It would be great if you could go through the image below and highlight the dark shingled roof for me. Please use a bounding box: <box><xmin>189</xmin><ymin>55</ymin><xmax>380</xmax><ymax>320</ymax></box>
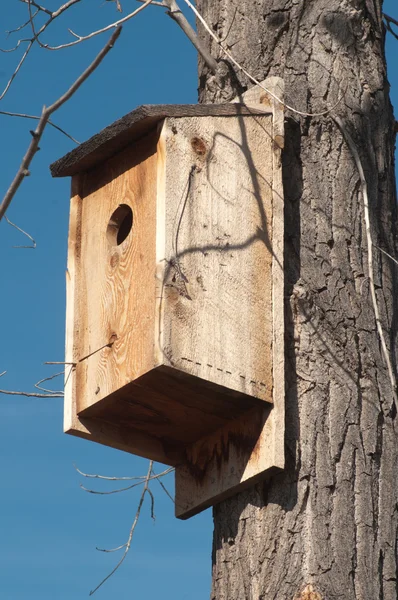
<box><xmin>50</xmin><ymin>103</ymin><xmax>271</xmax><ymax>178</ymax></box>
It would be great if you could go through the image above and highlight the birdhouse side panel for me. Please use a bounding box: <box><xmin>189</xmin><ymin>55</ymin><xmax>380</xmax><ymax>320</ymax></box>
<box><xmin>159</xmin><ymin>115</ymin><xmax>274</xmax><ymax>403</ymax></box>
<box><xmin>68</xmin><ymin>134</ymin><xmax>159</xmax><ymax>415</ymax></box>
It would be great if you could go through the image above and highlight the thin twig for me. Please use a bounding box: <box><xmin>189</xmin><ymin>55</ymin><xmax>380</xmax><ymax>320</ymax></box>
<box><xmin>105</xmin><ymin>0</ymin><xmax>123</xmax><ymax>12</ymax></box>
<box><xmin>37</xmin><ymin>0</ymin><xmax>152</xmax><ymax>50</ymax></box>
<box><xmin>0</xmin><ymin>388</ymin><xmax>63</xmax><ymax>398</ymax></box>
<box><xmin>75</xmin><ymin>464</ymin><xmax>174</xmax><ymax>480</ymax></box>
<box><xmin>375</xmin><ymin>244</ymin><xmax>398</xmax><ymax>267</ymax></box>
<box><xmin>0</xmin><ymin>40</ymin><xmax>34</xmax><ymax>101</ymax></box>
<box><xmin>0</xmin><ymin>367</ymin><xmax>64</xmax><ymax>397</ymax></box>
<box><xmin>0</xmin><ymin>0</ymin><xmax>81</xmax><ymax>99</ymax></box>
<box><xmin>89</xmin><ymin>461</ymin><xmax>154</xmax><ymax>596</ymax></box>
<box><xmin>155</xmin><ymin>473</ymin><xmax>175</xmax><ymax>503</ymax></box>
<box><xmin>332</xmin><ymin>115</ymin><xmax>398</xmax><ymax>408</ymax></box>
<box><xmin>45</xmin><ymin>361</ymin><xmax>76</xmax><ymax>365</ymax></box>
<box><xmin>20</xmin><ymin>0</ymin><xmax>52</xmax><ymax>16</ymax></box>
<box><xmin>0</xmin><ymin>26</ymin><xmax>122</xmax><ymax>221</ymax></box>
<box><xmin>64</xmin><ymin>363</ymin><xmax>74</xmax><ymax>389</ymax></box>
<box><xmin>80</xmin><ymin>481</ymin><xmax>145</xmax><ymax>495</ymax></box>
<box><xmin>183</xmin><ymin>0</ymin><xmax>345</xmax><ymax>118</ymax></box>
<box><xmin>0</xmin><ymin>110</ymin><xmax>80</xmax><ymax>144</ymax></box>
<box><xmin>383</xmin><ymin>13</ymin><xmax>398</xmax><ymax>28</ymax></box>
<box><xmin>4</xmin><ymin>215</ymin><xmax>36</xmax><ymax>248</ymax></box>
<box><xmin>136</xmin><ymin>0</ymin><xmax>165</xmax><ymax>6</ymax></box>
<box><xmin>78</xmin><ymin>468</ymin><xmax>174</xmax><ymax>494</ymax></box>
<box><xmin>384</xmin><ymin>15</ymin><xmax>398</xmax><ymax>41</ymax></box>
<box><xmin>6</xmin><ymin>10</ymin><xmax>39</xmax><ymax>36</ymax></box>
<box><xmin>34</xmin><ymin>371</ymin><xmax>64</xmax><ymax>394</ymax></box>
<box><xmin>97</xmin><ymin>542</ymin><xmax>127</xmax><ymax>553</ymax></box>
<box><xmin>0</xmin><ymin>40</ymin><xmax>27</xmax><ymax>53</ymax></box>
<box><xmin>147</xmin><ymin>487</ymin><xmax>156</xmax><ymax>519</ymax></box>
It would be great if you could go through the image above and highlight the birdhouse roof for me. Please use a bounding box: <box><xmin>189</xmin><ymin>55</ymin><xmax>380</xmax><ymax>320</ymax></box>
<box><xmin>50</xmin><ymin>103</ymin><xmax>271</xmax><ymax>178</ymax></box>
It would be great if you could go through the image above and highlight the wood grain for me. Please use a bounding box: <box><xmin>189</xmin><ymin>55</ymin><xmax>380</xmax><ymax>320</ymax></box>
<box><xmin>70</xmin><ymin>131</ymin><xmax>158</xmax><ymax>414</ymax></box>
<box><xmin>159</xmin><ymin>114</ymin><xmax>274</xmax><ymax>402</ymax></box>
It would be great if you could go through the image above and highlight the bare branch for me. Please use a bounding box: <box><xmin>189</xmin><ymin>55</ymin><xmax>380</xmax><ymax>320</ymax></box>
<box><xmin>136</xmin><ymin>0</ymin><xmax>165</xmax><ymax>6</ymax></box>
<box><xmin>384</xmin><ymin>13</ymin><xmax>398</xmax><ymax>41</ymax></box>
<box><xmin>0</xmin><ymin>40</ymin><xmax>34</xmax><ymax>101</ymax></box>
<box><xmin>97</xmin><ymin>542</ymin><xmax>127</xmax><ymax>553</ymax></box>
<box><xmin>0</xmin><ymin>1</ymin><xmax>82</xmax><ymax>99</ymax></box>
<box><xmin>383</xmin><ymin>13</ymin><xmax>398</xmax><ymax>28</ymax></box>
<box><xmin>0</xmin><ymin>367</ymin><xmax>66</xmax><ymax>398</ymax></box>
<box><xmin>45</xmin><ymin>361</ymin><xmax>75</xmax><ymax>365</ymax></box>
<box><xmin>0</xmin><ymin>110</ymin><xmax>79</xmax><ymax>144</ymax></box>
<box><xmin>105</xmin><ymin>0</ymin><xmax>123</xmax><ymax>12</ymax></box>
<box><xmin>162</xmin><ymin>0</ymin><xmax>217</xmax><ymax>72</ymax></box>
<box><xmin>89</xmin><ymin>461</ymin><xmax>154</xmax><ymax>596</ymax></box>
<box><xmin>374</xmin><ymin>245</ymin><xmax>398</xmax><ymax>267</ymax></box>
<box><xmin>147</xmin><ymin>487</ymin><xmax>156</xmax><ymax>520</ymax></box>
<box><xmin>80</xmin><ymin>482</ymin><xmax>143</xmax><ymax>495</ymax></box>
<box><xmin>4</xmin><ymin>215</ymin><xmax>36</xmax><ymax>248</ymax></box>
<box><xmin>34</xmin><ymin>371</ymin><xmax>64</xmax><ymax>394</ymax></box>
<box><xmin>6</xmin><ymin>9</ymin><xmax>39</xmax><ymax>36</ymax></box>
<box><xmin>77</xmin><ymin>467</ymin><xmax>174</xmax><ymax>496</ymax></box>
<box><xmin>20</xmin><ymin>0</ymin><xmax>52</xmax><ymax>16</ymax></box>
<box><xmin>21</xmin><ymin>0</ymin><xmax>82</xmax><ymax>20</ymax></box>
<box><xmin>154</xmin><ymin>471</ymin><xmax>175</xmax><ymax>503</ymax></box>
<box><xmin>74</xmin><ymin>464</ymin><xmax>173</xmax><ymax>481</ymax></box>
<box><xmin>0</xmin><ymin>26</ymin><xmax>122</xmax><ymax>221</ymax></box>
<box><xmin>36</xmin><ymin>0</ymin><xmax>152</xmax><ymax>50</ymax></box>
<box><xmin>0</xmin><ymin>388</ymin><xmax>63</xmax><ymax>398</ymax></box>
<box><xmin>0</xmin><ymin>40</ymin><xmax>28</xmax><ymax>53</ymax></box>
<box><xmin>75</xmin><ymin>466</ymin><xmax>148</xmax><ymax>481</ymax></box>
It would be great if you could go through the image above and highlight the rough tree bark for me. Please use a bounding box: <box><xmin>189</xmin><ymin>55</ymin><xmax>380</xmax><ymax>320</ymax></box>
<box><xmin>197</xmin><ymin>1</ymin><xmax>398</xmax><ymax>599</ymax></box>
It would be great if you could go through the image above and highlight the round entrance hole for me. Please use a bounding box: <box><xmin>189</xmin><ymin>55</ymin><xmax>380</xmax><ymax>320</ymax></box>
<box><xmin>106</xmin><ymin>204</ymin><xmax>133</xmax><ymax>246</ymax></box>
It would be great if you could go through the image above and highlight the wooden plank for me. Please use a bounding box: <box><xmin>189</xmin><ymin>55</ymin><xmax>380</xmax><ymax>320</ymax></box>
<box><xmin>79</xmin><ymin>365</ymin><xmax>262</xmax><ymax>446</ymax></box>
<box><xmin>66</xmin><ymin>414</ymin><xmax>180</xmax><ymax>465</ymax></box>
<box><xmin>50</xmin><ymin>104</ymin><xmax>271</xmax><ymax>178</ymax></box>
<box><xmin>67</xmin><ymin>131</ymin><xmax>159</xmax><ymax>416</ymax></box>
<box><xmin>175</xmin><ymin>405</ymin><xmax>277</xmax><ymax>518</ymax></box>
<box><xmin>269</xmin><ymin>76</ymin><xmax>285</xmax><ymax>473</ymax></box>
<box><xmin>64</xmin><ymin>175</ymin><xmax>83</xmax><ymax>433</ymax></box>
<box><xmin>174</xmin><ymin>78</ymin><xmax>285</xmax><ymax>518</ymax></box>
<box><xmin>158</xmin><ymin>114</ymin><xmax>274</xmax><ymax>403</ymax></box>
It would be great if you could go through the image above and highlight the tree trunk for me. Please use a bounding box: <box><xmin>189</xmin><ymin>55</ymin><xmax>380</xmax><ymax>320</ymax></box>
<box><xmin>196</xmin><ymin>1</ymin><xmax>398</xmax><ymax>598</ymax></box>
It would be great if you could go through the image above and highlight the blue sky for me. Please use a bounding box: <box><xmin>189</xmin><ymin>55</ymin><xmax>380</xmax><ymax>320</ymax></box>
<box><xmin>0</xmin><ymin>2</ymin><xmax>209</xmax><ymax>599</ymax></box>
<box><xmin>1</xmin><ymin>1</ymin><xmax>398</xmax><ymax>599</ymax></box>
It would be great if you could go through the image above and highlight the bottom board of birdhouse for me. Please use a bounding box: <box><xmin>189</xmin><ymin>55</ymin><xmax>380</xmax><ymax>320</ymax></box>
<box><xmin>68</xmin><ymin>384</ymin><xmax>283</xmax><ymax>519</ymax></box>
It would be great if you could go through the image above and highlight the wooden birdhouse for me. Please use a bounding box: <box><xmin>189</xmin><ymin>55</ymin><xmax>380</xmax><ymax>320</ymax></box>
<box><xmin>51</xmin><ymin>78</ymin><xmax>285</xmax><ymax>519</ymax></box>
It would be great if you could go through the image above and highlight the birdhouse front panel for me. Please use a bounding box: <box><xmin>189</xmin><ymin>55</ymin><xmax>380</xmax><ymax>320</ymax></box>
<box><xmin>71</xmin><ymin>132</ymin><xmax>159</xmax><ymax>415</ymax></box>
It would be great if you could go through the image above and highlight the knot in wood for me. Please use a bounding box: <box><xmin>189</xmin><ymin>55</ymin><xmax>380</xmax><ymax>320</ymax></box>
<box><xmin>191</xmin><ymin>136</ymin><xmax>208</xmax><ymax>157</ymax></box>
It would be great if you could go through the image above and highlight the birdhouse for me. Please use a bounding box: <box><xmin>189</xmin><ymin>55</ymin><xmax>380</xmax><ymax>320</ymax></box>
<box><xmin>51</xmin><ymin>78</ymin><xmax>285</xmax><ymax>519</ymax></box>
